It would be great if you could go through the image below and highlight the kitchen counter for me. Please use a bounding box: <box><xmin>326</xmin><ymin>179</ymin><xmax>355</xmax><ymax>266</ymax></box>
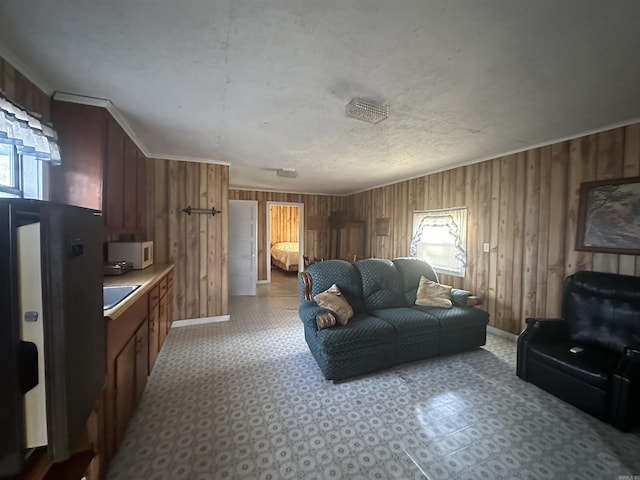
<box><xmin>103</xmin><ymin>263</ymin><xmax>174</xmax><ymax>320</ymax></box>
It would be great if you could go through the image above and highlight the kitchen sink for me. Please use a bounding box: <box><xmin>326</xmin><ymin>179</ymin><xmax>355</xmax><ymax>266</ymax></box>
<box><xmin>103</xmin><ymin>285</ymin><xmax>141</xmax><ymax>310</ymax></box>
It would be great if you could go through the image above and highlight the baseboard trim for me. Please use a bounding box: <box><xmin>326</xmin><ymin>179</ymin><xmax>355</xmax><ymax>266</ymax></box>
<box><xmin>487</xmin><ymin>325</ymin><xmax>518</xmax><ymax>342</ymax></box>
<box><xmin>172</xmin><ymin>315</ymin><xmax>230</xmax><ymax>328</ymax></box>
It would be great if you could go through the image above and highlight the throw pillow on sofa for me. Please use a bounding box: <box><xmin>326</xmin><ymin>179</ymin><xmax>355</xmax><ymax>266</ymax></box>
<box><xmin>416</xmin><ymin>276</ymin><xmax>453</xmax><ymax>308</ymax></box>
<box><xmin>316</xmin><ymin>312</ymin><xmax>337</xmax><ymax>329</ymax></box>
<box><xmin>314</xmin><ymin>284</ymin><xmax>354</xmax><ymax>325</ymax></box>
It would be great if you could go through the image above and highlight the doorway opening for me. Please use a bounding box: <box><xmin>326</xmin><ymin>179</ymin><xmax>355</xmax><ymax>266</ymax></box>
<box><xmin>266</xmin><ymin>201</ymin><xmax>304</xmax><ymax>285</ymax></box>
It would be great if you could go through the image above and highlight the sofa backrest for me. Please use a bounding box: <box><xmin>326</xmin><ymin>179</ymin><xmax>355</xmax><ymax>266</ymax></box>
<box><xmin>392</xmin><ymin>257</ymin><xmax>439</xmax><ymax>306</ymax></box>
<box><xmin>354</xmin><ymin>258</ymin><xmax>405</xmax><ymax>311</ymax></box>
<box><xmin>563</xmin><ymin>270</ymin><xmax>640</xmax><ymax>353</ymax></box>
<box><xmin>301</xmin><ymin>259</ymin><xmax>365</xmax><ymax>312</ymax></box>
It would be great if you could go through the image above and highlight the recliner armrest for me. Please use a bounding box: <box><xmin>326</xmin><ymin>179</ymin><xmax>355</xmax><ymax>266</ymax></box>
<box><xmin>611</xmin><ymin>348</ymin><xmax>640</xmax><ymax>431</ymax></box>
<box><xmin>516</xmin><ymin>318</ymin><xmax>570</xmax><ymax>380</ymax></box>
<box><xmin>521</xmin><ymin>317</ymin><xmax>570</xmax><ymax>341</ymax></box>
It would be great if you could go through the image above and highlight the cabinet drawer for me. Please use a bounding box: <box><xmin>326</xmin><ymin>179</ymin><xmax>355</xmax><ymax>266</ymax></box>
<box><xmin>159</xmin><ymin>276</ymin><xmax>168</xmax><ymax>298</ymax></box>
<box><xmin>149</xmin><ymin>285</ymin><xmax>160</xmax><ymax>309</ymax></box>
<box><xmin>167</xmin><ymin>272</ymin><xmax>174</xmax><ymax>290</ymax></box>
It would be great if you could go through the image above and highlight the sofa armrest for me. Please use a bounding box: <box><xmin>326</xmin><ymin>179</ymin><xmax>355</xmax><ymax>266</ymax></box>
<box><xmin>298</xmin><ymin>300</ymin><xmax>330</xmax><ymax>331</ymax></box>
<box><xmin>450</xmin><ymin>289</ymin><xmax>484</xmax><ymax>307</ymax></box>
<box><xmin>300</xmin><ymin>271</ymin><xmax>313</xmax><ymax>301</ymax></box>
<box><xmin>466</xmin><ymin>295</ymin><xmax>483</xmax><ymax>307</ymax></box>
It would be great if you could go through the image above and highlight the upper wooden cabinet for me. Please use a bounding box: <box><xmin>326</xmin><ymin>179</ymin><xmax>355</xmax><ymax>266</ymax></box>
<box><xmin>50</xmin><ymin>102</ymin><xmax>106</xmax><ymax>211</ymax></box>
<box><xmin>329</xmin><ymin>212</ymin><xmax>366</xmax><ymax>261</ymax></box>
<box><xmin>52</xmin><ymin>101</ymin><xmax>147</xmax><ymax>239</ymax></box>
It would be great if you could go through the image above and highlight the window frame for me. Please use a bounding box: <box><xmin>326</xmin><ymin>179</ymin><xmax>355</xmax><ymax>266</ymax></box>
<box><xmin>410</xmin><ymin>207</ymin><xmax>468</xmax><ymax>278</ymax></box>
<box><xmin>0</xmin><ymin>144</ymin><xmax>45</xmax><ymax>199</ymax></box>
<box><xmin>0</xmin><ymin>144</ymin><xmax>22</xmax><ymax>197</ymax></box>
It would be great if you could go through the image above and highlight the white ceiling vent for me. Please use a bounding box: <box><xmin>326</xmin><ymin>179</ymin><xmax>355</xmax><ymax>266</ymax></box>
<box><xmin>345</xmin><ymin>98</ymin><xmax>389</xmax><ymax>124</ymax></box>
<box><xmin>276</xmin><ymin>168</ymin><xmax>297</xmax><ymax>178</ymax></box>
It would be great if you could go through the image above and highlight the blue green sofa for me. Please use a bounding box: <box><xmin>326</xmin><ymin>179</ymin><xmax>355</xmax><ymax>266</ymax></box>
<box><xmin>298</xmin><ymin>257</ymin><xmax>489</xmax><ymax>381</ymax></box>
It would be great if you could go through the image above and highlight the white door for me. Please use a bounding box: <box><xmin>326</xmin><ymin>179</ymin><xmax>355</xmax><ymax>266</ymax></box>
<box><xmin>229</xmin><ymin>200</ymin><xmax>258</xmax><ymax>296</ymax></box>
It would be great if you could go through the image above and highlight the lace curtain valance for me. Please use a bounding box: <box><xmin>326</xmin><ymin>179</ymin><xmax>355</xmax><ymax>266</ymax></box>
<box><xmin>0</xmin><ymin>94</ymin><xmax>61</xmax><ymax>164</ymax></box>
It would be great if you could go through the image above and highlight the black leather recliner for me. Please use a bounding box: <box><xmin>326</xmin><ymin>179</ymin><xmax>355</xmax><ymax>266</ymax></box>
<box><xmin>517</xmin><ymin>270</ymin><xmax>640</xmax><ymax>431</ymax></box>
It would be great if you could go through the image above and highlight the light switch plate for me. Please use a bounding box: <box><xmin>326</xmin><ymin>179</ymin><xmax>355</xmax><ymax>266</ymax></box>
<box><xmin>483</xmin><ymin>243</ymin><xmax>490</xmax><ymax>252</ymax></box>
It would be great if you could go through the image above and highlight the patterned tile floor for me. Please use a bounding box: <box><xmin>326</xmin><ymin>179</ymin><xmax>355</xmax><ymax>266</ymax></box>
<box><xmin>107</xmin><ymin>274</ymin><xmax>640</xmax><ymax>480</ymax></box>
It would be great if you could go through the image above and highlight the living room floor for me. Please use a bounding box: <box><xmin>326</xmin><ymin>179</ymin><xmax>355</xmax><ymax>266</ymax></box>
<box><xmin>106</xmin><ymin>273</ymin><xmax>640</xmax><ymax>480</ymax></box>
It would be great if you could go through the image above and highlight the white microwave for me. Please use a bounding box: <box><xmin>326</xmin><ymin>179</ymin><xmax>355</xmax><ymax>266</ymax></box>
<box><xmin>108</xmin><ymin>241</ymin><xmax>154</xmax><ymax>269</ymax></box>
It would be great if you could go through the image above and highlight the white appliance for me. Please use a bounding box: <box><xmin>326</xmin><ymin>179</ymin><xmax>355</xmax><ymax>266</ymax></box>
<box><xmin>108</xmin><ymin>241</ymin><xmax>154</xmax><ymax>269</ymax></box>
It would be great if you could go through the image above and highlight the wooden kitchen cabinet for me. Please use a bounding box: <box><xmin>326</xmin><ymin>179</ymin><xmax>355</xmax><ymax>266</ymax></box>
<box><xmin>134</xmin><ymin>320</ymin><xmax>149</xmax><ymax>404</ymax></box>
<box><xmin>112</xmin><ymin>317</ymin><xmax>148</xmax><ymax>451</ymax></box>
<box><xmin>148</xmin><ymin>285</ymin><xmax>160</xmax><ymax>373</ymax></box>
<box><xmin>104</xmin><ymin>293</ymin><xmax>147</xmax><ymax>468</ymax></box>
<box><xmin>166</xmin><ymin>271</ymin><xmax>174</xmax><ymax>331</ymax></box>
<box><xmin>51</xmin><ymin>101</ymin><xmax>147</xmax><ymax>239</ymax></box>
<box><xmin>114</xmin><ymin>334</ymin><xmax>136</xmax><ymax>445</ymax></box>
<box><xmin>103</xmin><ymin>267</ymin><xmax>174</xmax><ymax>471</ymax></box>
<box><xmin>50</xmin><ymin>102</ymin><xmax>106</xmax><ymax>210</ymax></box>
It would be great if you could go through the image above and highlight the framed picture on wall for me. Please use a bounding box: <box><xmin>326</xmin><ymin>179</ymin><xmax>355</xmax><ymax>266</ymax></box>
<box><xmin>575</xmin><ymin>176</ymin><xmax>640</xmax><ymax>255</ymax></box>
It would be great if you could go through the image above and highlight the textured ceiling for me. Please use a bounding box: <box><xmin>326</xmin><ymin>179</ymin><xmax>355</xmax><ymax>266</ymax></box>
<box><xmin>1</xmin><ymin>1</ymin><xmax>640</xmax><ymax>195</ymax></box>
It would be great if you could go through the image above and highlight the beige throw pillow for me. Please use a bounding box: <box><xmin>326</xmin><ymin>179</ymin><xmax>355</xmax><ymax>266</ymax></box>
<box><xmin>314</xmin><ymin>284</ymin><xmax>354</xmax><ymax>325</ymax></box>
<box><xmin>415</xmin><ymin>276</ymin><xmax>453</xmax><ymax>308</ymax></box>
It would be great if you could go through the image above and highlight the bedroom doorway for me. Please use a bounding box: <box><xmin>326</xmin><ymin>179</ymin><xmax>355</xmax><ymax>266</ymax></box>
<box><xmin>266</xmin><ymin>201</ymin><xmax>304</xmax><ymax>285</ymax></box>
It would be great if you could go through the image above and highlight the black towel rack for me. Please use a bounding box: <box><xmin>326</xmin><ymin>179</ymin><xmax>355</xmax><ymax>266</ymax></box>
<box><xmin>182</xmin><ymin>206</ymin><xmax>222</xmax><ymax>216</ymax></box>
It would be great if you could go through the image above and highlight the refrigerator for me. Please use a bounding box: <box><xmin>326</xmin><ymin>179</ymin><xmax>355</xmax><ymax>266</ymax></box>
<box><xmin>0</xmin><ymin>199</ymin><xmax>105</xmax><ymax>477</ymax></box>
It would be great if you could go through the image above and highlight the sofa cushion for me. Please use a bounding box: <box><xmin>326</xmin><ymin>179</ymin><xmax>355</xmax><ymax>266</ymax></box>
<box><xmin>415</xmin><ymin>305</ymin><xmax>489</xmax><ymax>330</ymax></box>
<box><xmin>304</xmin><ymin>259</ymin><xmax>365</xmax><ymax>313</ymax></box>
<box><xmin>371</xmin><ymin>307</ymin><xmax>439</xmax><ymax>336</ymax></box>
<box><xmin>527</xmin><ymin>341</ymin><xmax>620</xmax><ymax>389</ymax></box>
<box><xmin>316</xmin><ymin>312</ymin><xmax>396</xmax><ymax>355</ymax></box>
<box><xmin>415</xmin><ymin>276</ymin><xmax>453</xmax><ymax>308</ymax></box>
<box><xmin>314</xmin><ymin>284</ymin><xmax>353</xmax><ymax>325</ymax></box>
<box><xmin>393</xmin><ymin>257</ymin><xmax>439</xmax><ymax>305</ymax></box>
<box><xmin>355</xmin><ymin>258</ymin><xmax>404</xmax><ymax>311</ymax></box>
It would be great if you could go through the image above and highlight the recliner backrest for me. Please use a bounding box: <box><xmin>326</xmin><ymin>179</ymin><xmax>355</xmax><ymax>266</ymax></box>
<box><xmin>301</xmin><ymin>259</ymin><xmax>365</xmax><ymax>312</ymax></box>
<box><xmin>563</xmin><ymin>271</ymin><xmax>640</xmax><ymax>353</ymax></box>
<box><xmin>393</xmin><ymin>257</ymin><xmax>439</xmax><ymax>306</ymax></box>
<box><xmin>354</xmin><ymin>258</ymin><xmax>404</xmax><ymax>311</ymax></box>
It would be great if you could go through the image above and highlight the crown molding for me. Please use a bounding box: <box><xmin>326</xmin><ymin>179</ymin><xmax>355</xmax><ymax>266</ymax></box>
<box><xmin>53</xmin><ymin>91</ymin><xmax>152</xmax><ymax>157</ymax></box>
<box><xmin>150</xmin><ymin>153</ymin><xmax>230</xmax><ymax>166</ymax></box>
<box><xmin>53</xmin><ymin>92</ymin><xmax>230</xmax><ymax>166</ymax></box>
<box><xmin>228</xmin><ymin>186</ymin><xmax>343</xmax><ymax>197</ymax></box>
<box><xmin>0</xmin><ymin>43</ymin><xmax>54</xmax><ymax>95</ymax></box>
<box><xmin>350</xmin><ymin>115</ymin><xmax>640</xmax><ymax>196</ymax></box>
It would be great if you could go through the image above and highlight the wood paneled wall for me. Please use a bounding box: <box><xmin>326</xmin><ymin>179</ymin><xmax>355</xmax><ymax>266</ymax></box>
<box><xmin>229</xmin><ymin>190</ymin><xmax>345</xmax><ymax>280</ymax></box>
<box><xmin>147</xmin><ymin>159</ymin><xmax>229</xmax><ymax>320</ymax></box>
<box><xmin>346</xmin><ymin>123</ymin><xmax>640</xmax><ymax>334</ymax></box>
<box><xmin>269</xmin><ymin>205</ymin><xmax>300</xmax><ymax>245</ymax></box>
<box><xmin>0</xmin><ymin>57</ymin><xmax>51</xmax><ymax>122</ymax></box>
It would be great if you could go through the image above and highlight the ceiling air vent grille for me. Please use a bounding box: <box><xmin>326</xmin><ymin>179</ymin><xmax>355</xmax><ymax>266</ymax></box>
<box><xmin>276</xmin><ymin>168</ymin><xmax>297</xmax><ymax>178</ymax></box>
